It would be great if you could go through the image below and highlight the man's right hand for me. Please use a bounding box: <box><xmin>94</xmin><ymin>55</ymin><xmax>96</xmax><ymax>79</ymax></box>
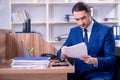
<box><xmin>61</xmin><ymin>46</ymin><xmax>67</xmax><ymax>59</ymax></box>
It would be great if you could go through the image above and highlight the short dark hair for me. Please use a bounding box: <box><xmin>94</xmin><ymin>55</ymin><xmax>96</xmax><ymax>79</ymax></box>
<box><xmin>72</xmin><ymin>2</ymin><xmax>90</xmax><ymax>13</ymax></box>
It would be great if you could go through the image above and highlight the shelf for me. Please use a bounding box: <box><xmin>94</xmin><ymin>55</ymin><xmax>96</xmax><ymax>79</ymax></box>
<box><xmin>11</xmin><ymin>22</ymin><xmax>46</xmax><ymax>25</ymax></box>
<box><xmin>11</xmin><ymin>2</ymin><xmax>119</xmax><ymax>7</ymax></box>
<box><xmin>49</xmin><ymin>21</ymin><xmax>76</xmax><ymax>24</ymax></box>
<box><xmin>48</xmin><ymin>2</ymin><xmax>119</xmax><ymax>6</ymax></box>
<box><xmin>48</xmin><ymin>2</ymin><xmax>75</xmax><ymax>5</ymax></box>
<box><xmin>86</xmin><ymin>2</ymin><xmax>119</xmax><ymax>6</ymax></box>
<box><xmin>99</xmin><ymin>21</ymin><xmax>118</xmax><ymax>24</ymax></box>
<box><xmin>10</xmin><ymin>0</ymin><xmax>120</xmax><ymax>48</ymax></box>
<box><xmin>49</xmin><ymin>21</ymin><xmax>118</xmax><ymax>24</ymax></box>
<box><xmin>11</xmin><ymin>21</ymin><xmax>118</xmax><ymax>25</ymax></box>
<box><xmin>11</xmin><ymin>3</ymin><xmax>46</xmax><ymax>6</ymax></box>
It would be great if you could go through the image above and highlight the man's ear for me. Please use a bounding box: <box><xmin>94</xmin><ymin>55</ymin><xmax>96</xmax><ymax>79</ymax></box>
<box><xmin>88</xmin><ymin>11</ymin><xmax>91</xmax><ymax>17</ymax></box>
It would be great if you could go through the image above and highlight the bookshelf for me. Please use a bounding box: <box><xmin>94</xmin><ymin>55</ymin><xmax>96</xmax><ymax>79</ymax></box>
<box><xmin>9</xmin><ymin>0</ymin><xmax>120</xmax><ymax>49</ymax></box>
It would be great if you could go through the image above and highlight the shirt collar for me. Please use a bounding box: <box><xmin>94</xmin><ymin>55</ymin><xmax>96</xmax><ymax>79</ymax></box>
<box><xmin>86</xmin><ymin>20</ymin><xmax>94</xmax><ymax>32</ymax></box>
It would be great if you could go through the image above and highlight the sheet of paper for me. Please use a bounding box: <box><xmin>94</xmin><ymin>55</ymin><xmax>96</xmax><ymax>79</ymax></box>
<box><xmin>64</xmin><ymin>42</ymin><xmax>88</xmax><ymax>58</ymax></box>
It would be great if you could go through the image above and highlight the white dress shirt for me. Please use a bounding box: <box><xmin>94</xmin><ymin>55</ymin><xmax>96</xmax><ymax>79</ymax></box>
<box><xmin>83</xmin><ymin>20</ymin><xmax>94</xmax><ymax>42</ymax></box>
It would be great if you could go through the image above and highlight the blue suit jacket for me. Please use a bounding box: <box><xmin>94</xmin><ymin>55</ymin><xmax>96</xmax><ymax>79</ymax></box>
<box><xmin>57</xmin><ymin>20</ymin><xmax>116</xmax><ymax>80</ymax></box>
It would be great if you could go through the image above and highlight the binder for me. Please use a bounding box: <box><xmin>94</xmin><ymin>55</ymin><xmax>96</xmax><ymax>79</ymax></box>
<box><xmin>11</xmin><ymin>57</ymin><xmax>50</xmax><ymax>68</ymax></box>
<box><xmin>23</xmin><ymin>19</ymin><xmax>31</xmax><ymax>33</ymax></box>
<box><xmin>113</xmin><ymin>26</ymin><xmax>120</xmax><ymax>40</ymax></box>
<box><xmin>13</xmin><ymin>56</ymin><xmax>50</xmax><ymax>60</ymax></box>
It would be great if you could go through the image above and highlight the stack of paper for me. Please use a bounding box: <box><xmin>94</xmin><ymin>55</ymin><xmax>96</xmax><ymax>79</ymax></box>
<box><xmin>64</xmin><ymin>42</ymin><xmax>88</xmax><ymax>58</ymax></box>
<box><xmin>11</xmin><ymin>57</ymin><xmax>50</xmax><ymax>69</ymax></box>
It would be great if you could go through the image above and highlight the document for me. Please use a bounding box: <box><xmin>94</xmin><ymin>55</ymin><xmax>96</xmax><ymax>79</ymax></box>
<box><xmin>64</xmin><ymin>42</ymin><xmax>88</xmax><ymax>58</ymax></box>
<box><xmin>11</xmin><ymin>57</ymin><xmax>50</xmax><ymax>69</ymax></box>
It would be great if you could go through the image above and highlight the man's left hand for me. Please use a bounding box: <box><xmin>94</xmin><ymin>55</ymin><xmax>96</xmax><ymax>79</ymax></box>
<box><xmin>80</xmin><ymin>55</ymin><xmax>98</xmax><ymax>65</ymax></box>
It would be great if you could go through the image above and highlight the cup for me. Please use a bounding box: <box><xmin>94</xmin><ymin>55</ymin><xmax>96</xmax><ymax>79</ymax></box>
<box><xmin>24</xmin><ymin>49</ymin><xmax>33</xmax><ymax>57</ymax></box>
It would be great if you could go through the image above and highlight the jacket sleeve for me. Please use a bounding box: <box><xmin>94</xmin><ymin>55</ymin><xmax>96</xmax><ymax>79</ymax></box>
<box><xmin>97</xmin><ymin>27</ymin><xmax>116</xmax><ymax>71</ymax></box>
<box><xmin>57</xmin><ymin>29</ymin><xmax>73</xmax><ymax>61</ymax></box>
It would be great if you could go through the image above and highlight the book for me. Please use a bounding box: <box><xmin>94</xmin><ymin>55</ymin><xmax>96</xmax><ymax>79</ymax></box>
<box><xmin>22</xmin><ymin>10</ymin><xmax>28</xmax><ymax>21</ymax></box>
<box><xmin>11</xmin><ymin>57</ymin><xmax>50</xmax><ymax>69</ymax></box>
<box><xmin>11</xmin><ymin>12</ymin><xmax>19</xmax><ymax>22</ymax></box>
<box><xmin>11</xmin><ymin>10</ymin><xmax>28</xmax><ymax>23</ymax></box>
<box><xmin>13</xmin><ymin>56</ymin><xmax>50</xmax><ymax>60</ymax></box>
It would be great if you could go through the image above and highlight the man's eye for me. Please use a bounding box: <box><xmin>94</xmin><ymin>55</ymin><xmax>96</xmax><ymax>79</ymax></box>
<box><xmin>81</xmin><ymin>16</ymin><xmax>86</xmax><ymax>20</ymax></box>
<box><xmin>75</xmin><ymin>19</ymin><xmax>80</xmax><ymax>21</ymax></box>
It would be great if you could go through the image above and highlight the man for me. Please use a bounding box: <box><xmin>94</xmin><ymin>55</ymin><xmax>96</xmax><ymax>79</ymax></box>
<box><xmin>57</xmin><ymin>2</ymin><xmax>116</xmax><ymax>80</ymax></box>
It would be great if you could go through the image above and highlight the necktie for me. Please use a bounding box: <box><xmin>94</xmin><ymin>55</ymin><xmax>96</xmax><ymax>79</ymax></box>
<box><xmin>84</xmin><ymin>29</ymin><xmax>88</xmax><ymax>46</ymax></box>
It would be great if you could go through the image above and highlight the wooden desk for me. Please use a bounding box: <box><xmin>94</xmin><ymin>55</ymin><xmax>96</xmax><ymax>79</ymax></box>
<box><xmin>0</xmin><ymin>60</ymin><xmax>74</xmax><ymax>80</ymax></box>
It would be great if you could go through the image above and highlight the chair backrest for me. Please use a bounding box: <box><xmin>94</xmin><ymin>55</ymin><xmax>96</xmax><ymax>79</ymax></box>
<box><xmin>113</xmin><ymin>47</ymin><xmax>120</xmax><ymax>80</ymax></box>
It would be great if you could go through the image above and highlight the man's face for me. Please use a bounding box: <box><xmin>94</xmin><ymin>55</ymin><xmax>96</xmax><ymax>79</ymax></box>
<box><xmin>73</xmin><ymin>11</ymin><xmax>91</xmax><ymax>29</ymax></box>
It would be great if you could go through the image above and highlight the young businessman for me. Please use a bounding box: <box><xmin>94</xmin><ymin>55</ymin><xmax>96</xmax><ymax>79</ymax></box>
<box><xmin>57</xmin><ymin>2</ymin><xmax>116</xmax><ymax>80</ymax></box>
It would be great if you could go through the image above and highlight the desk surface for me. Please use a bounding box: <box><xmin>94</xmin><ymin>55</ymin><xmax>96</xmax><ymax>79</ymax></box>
<box><xmin>0</xmin><ymin>60</ymin><xmax>74</xmax><ymax>74</ymax></box>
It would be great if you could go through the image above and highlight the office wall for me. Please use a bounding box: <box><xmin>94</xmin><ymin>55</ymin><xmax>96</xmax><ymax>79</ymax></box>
<box><xmin>0</xmin><ymin>0</ymin><xmax>9</xmax><ymax>29</ymax></box>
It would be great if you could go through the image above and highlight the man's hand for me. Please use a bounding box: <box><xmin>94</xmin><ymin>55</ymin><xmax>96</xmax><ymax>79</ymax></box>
<box><xmin>80</xmin><ymin>55</ymin><xmax>98</xmax><ymax>65</ymax></box>
<box><xmin>61</xmin><ymin>46</ymin><xmax>67</xmax><ymax>59</ymax></box>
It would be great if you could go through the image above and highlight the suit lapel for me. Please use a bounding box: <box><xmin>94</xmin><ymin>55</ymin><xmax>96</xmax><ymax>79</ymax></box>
<box><xmin>79</xmin><ymin>28</ymin><xmax>84</xmax><ymax>42</ymax></box>
<box><xmin>88</xmin><ymin>21</ymin><xmax>99</xmax><ymax>50</ymax></box>
<box><xmin>75</xmin><ymin>26</ymin><xmax>84</xmax><ymax>43</ymax></box>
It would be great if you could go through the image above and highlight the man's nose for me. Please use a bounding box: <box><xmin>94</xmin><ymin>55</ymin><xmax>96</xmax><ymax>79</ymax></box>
<box><xmin>78</xmin><ymin>19</ymin><xmax>83</xmax><ymax>25</ymax></box>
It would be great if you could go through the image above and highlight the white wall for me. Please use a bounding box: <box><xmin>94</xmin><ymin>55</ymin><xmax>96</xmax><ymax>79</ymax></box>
<box><xmin>0</xmin><ymin>0</ymin><xmax>9</xmax><ymax>29</ymax></box>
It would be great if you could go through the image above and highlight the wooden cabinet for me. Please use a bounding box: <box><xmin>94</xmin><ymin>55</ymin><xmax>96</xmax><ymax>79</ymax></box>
<box><xmin>0</xmin><ymin>29</ymin><xmax>12</xmax><ymax>63</ymax></box>
<box><xmin>6</xmin><ymin>33</ymin><xmax>57</xmax><ymax>60</ymax></box>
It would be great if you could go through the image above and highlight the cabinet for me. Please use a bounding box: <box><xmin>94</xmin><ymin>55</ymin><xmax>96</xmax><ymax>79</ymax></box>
<box><xmin>9</xmin><ymin>0</ymin><xmax>120</xmax><ymax>49</ymax></box>
<box><xmin>6</xmin><ymin>33</ymin><xmax>57</xmax><ymax>59</ymax></box>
